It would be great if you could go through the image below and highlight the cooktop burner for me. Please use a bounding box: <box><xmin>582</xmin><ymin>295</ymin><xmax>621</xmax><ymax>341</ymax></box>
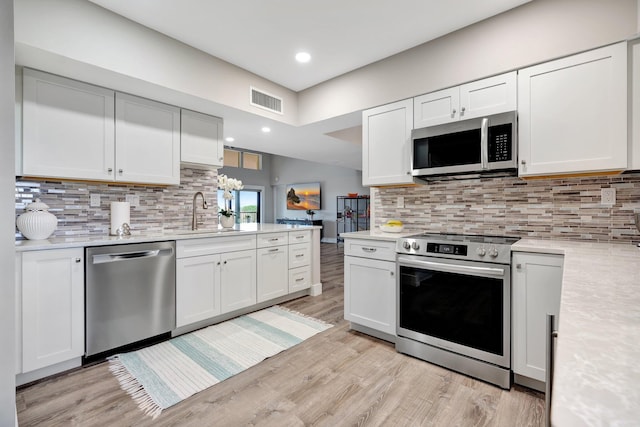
<box><xmin>397</xmin><ymin>233</ymin><xmax>520</xmax><ymax>264</ymax></box>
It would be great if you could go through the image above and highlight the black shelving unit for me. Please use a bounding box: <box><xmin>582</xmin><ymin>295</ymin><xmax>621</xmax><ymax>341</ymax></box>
<box><xmin>336</xmin><ymin>196</ymin><xmax>370</xmax><ymax>244</ymax></box>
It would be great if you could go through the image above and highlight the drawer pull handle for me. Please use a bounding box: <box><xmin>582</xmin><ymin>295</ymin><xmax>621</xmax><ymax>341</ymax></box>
<box><xmin>295</xmin><ymin>277</ymin><xmax>304</xmax><ymax>282</ymax></box>
<box><xmin>269</xmin><ymin>238</ymin><xmax>279</xmax><ymax>242</ymax></box>
<box><xmin>296</xmin><ymin>254</ymin><xmax>304</xmax><ymax>258</ymax></box>
<box><xmin>296</xmin><ymin>235</ymin><xmax>304</xmax><ymax>239</ymax></box>
<box><xmin>362</xmin><ymin>247</ymin><xmax>377</xmax><ymax>253</ymax></box>
<box><xmin>269</xmin><ymin>248</ymin><xmax>279</xmax><ymax>253</ymax></box>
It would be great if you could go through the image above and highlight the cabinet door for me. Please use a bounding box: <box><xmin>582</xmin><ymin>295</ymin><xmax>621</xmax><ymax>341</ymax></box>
<box><xmin>181</xmin><ymin>109</ymin><xmax>224</xmax><ymax>168</ymax></box>
<box><xmin>21</xmin><ymin>248</ymin><xmax>84</xmax><ymax>373</ymax></box>
<box><xmin>512</xmin><ymin>252</ymin><xmax>564</xmax><ymax>383</ymax></box>
<box><xmin>518</xmin><ymin>42</ymin><xmax>627</xmax><ymax>177</ymax></box>
<box><xmin>256</xmin><ymin>246</ymin><xmax>288</xmax><ymax>303</ymax></box>
<box><xmin>630</xmin><ymin>39</ymin><xmax>640</xmax><ymax>170</ymax></box>
<box><xmin>22</xmin><ymin>69</ymin><xmax>115</xmax><ymax>181</ymax></box>
<box><xmin>220</xmin><ymin>249</ymin><xmax>257</xmax><ymax>313</ymax></box>
<box><xmin>176</xmin><ymin>254</ymin><xmax>221</xmax><ymax>328</ymax></box>
<box><xmin>115</xmin><ymin>92</ymin><xmax>181</xmax><ymax>185</ymax></box>
<box><xmin>413</xmin><ymin>86</ymin><xmax>459</xmax><ymax>128</ymax></box>
<box><xmin>362</xmin><ymin>99</ymin><xmax>414</xmax><ymax>186</ymax></box>
<box><xmin>344</xmin><ymin>255</ymin><xmax>396</xmax><ymax>336</ymax></box>
<box><xmin>459</xmin><ymin>71</ymin><xmax>516</xmax><ymax>120</ymax></box>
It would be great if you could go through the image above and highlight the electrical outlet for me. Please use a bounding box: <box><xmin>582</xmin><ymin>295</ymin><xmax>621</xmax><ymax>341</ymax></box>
<box><xmin>125</xmin><ymin>194</ymin><xmax>140</xmax><ymax>207</ymax></box>
<box><xmin>397</xmin><ymin>196</ymin><xmax>404</xmax><ymax>208</ymax></box>
<box><xmin>90</xmin><ymin>193</ymin><xmax>100</xmax><ymax>207</ymax></box>
<box><xmin>601</xmin><ymin>188</ymin><xmax>616</xmax><ymax>205</ymax></box>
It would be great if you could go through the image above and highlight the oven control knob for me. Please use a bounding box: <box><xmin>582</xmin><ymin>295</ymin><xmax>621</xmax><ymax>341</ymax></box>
<box><xmin>488</xmin><ymin>246</ymin><xmax>499</xmax><ymax>258</ymax></box>
<box><xmin>476</xmin><ymin>247</ymin><xmax>486</xmax><ymax>257</ymax></box>
<box><xmin>403</xmin><ymin>241</ymin><xmax>411</xmax><ymax>250</ymax></box>
<box><xmin>411</xmin><ymin>241</ymin><xmax>420</xmax><ymax>250</ymax></box>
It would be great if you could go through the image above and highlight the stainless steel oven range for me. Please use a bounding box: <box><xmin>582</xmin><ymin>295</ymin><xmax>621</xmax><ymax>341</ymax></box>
<box><xmin>396</xmin><ymin>233</ymin><xmax>519</xmax><ymax>389</ymax></box>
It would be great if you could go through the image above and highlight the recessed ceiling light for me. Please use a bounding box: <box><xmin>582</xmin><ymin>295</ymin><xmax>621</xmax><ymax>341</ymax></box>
<box><xmin>295</xmin><ymin>52</ymin><xmax>311</xmax><ymax>63</ymax></box>
<box><xmin>261</xmin><ymin>126</ymin><xmax>271</xmax><ymax>133</ymax></box>
<box><xmin>225</xmin><ymin>137</ymin><xmax>235</xmax><ymax>143</ymax></box>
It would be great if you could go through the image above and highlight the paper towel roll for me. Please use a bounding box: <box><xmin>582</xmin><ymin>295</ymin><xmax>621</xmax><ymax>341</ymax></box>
<box><xmin>110</xmin><ymin>201</ymin><xmax>131</xmax><ymax>235</ymax></box>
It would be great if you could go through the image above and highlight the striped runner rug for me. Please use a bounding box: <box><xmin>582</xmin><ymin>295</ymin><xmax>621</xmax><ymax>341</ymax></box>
<box><xmin>108</xmin><ymin>305</ymin><xmax>332</xmax><ymax>419</ymax></box>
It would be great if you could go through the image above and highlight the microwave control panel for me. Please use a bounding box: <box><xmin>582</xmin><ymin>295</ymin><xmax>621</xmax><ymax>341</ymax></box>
<box><xmin>488</xmin><ymin>124</ymin><xmax>512</xmax><ymax>162</ymax></box>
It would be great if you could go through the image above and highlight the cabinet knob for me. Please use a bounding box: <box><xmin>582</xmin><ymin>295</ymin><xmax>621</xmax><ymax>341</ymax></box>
<box><xmin>516</xmin><ymin>263</ymin><xmax>522</xmax><ymax>269</ymax></box>
<box><xmin>521</xmin><ymin>160</ymin><xmax>526</xmax><ymax>165</ymax></box>
<box><xmin>223</xmin><ymin>260</ymin><xmax>227</xmax><ymax>265</ymax></box>
<box><xmin>461</xmin><ymin>106</ymin><xmax>466</xmax><ymax>114</ymax></box>
<box><xmin>390</xmin><ymin>271</ymin><xmax>394</xmax><ymax>276</ymax></box>
<box><xmin>107</xmin><ymin>168</ymin><xmax>113</xmax><ymax>173</ymax></box>
<box><xmin>75</xmin><ymin>258</ymin><xmax>81</xmax><ymax>263</ymax></box>
<box><xmin>118</xmin><ymin>169</ymin><xmax>124</xmax><ymax>174</ymax></box>
<box><xmin>217</xmin><ymin>261</ymin><xmax>221</xmax><ymax>265</ymax></box>
<box><xmin>452</xmin><ymin>108</ymin><xmax>457</xmax><ymax>116</ymax></box>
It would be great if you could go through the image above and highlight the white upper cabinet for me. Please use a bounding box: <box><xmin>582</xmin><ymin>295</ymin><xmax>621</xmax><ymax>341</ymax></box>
<box><xmin>21</xmin><ymin>69</ymin><xmax>181</xmax><ymax>185</ymax></box>
<box><xmin>115</xmin><ymin>92</ymin><xmax>181</xmax><ymax>185</ymax></box>
<box><xmin>630</xmin><ymin>39</ymin><xmax>640</xmax><ymax>170</ymax></box>
<box><xmin>22</xmin><ymin>68</ymin><xmax>115</xmax><ymax>181</ymax></box>
<box><xmin>362</xmin><ymin>98</ymin><xmax>415</xmax><ymax>186</ymax></box>
<box><xmin>414</xmin><ymin>71</ymin><xmax>516</xmax><ymax>128</ymax></box>
<box><xmin>180</xmin><ymin>109</ymin><xmax>224</xmax><ymax>169</ymax></box>
<box><xmin>518</xmin><ymin>42</ymin><xmax>627</xmax><ymax>177</ymax></box>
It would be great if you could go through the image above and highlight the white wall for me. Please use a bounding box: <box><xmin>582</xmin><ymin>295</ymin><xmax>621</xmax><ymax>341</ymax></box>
<box><xmin>0</xmin><ymin>0</ymin><xmax>16</xmax><ymax>424</ymax></box>
<box><xmin>298</xmin><ymin>0</ymin><xmax>639</xmax><ymax>124</ymax></box>
<box><xmin>271</xmin><ymin>156</ymin><xmax>369</xmax><ymax>241</ymax></box>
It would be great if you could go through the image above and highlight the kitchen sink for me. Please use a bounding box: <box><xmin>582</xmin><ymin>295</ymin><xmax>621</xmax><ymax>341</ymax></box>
<box><xmin>166</xmin><ymin>228</ymin><xmax>241</xmax><ymax>236</ymax></box>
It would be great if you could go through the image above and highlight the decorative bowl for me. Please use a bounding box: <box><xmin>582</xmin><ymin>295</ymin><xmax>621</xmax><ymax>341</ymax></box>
<box><xmin>380</xmin><ymin>224</ymin><xmax>404</xmax><ymax>233</ymax></box>
<box><xmin>347</xmin><ymin>193</ymin><xmax>358</xmax><ymax>197</ymax></box>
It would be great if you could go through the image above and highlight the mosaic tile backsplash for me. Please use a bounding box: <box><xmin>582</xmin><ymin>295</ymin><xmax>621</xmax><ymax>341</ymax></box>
<box><xmin>373</xmin><ymin>172</ymin><xmax>640</xmax><ymax>243</ymax></box>
<box><xmin>15</xmin><ymin>168</ymin><xmax>220</xmax><ymax>238</ymax></box>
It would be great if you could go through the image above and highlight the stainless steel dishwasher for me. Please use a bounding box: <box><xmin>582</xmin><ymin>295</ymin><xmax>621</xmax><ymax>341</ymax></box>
<box><xmin>85</xmin><ymin>241</ymin><xmax>175</xmax><ymax>357</ymax></box>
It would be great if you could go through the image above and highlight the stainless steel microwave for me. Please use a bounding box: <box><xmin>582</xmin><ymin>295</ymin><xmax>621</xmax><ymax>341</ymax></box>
<box><xmin>411</xmin><ymin>111</ymin><xmax>517</xmax><ymax>179</ymax></box>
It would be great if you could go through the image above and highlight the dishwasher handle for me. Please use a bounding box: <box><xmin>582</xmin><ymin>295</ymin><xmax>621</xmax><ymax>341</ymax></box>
<box><xmin>92</xmin><ymin>248</ymin><xmax>173</xmax><ymax>264</ymax></box>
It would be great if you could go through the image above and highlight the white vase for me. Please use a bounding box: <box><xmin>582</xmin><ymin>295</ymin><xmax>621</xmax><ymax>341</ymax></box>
<box><xmin>220</xmin><ymin>214</ymin><xmax>235</xmax><ymax>228</ymax></box>
<box><xmin>17</xmin><ymin>198</ymin><xmax>58</xmax><ymax>240</ymax></box>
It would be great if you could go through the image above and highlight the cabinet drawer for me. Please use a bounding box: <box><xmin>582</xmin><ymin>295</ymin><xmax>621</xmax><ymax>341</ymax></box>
<box><xmin>289</xmin><ymin>266</ymin><xmax>311</xmax><ymax>292</ymax></box>
<box><xmin>289</xmin><ymin>230</ymin><xmax>311</xmax><ymax>244</ymax></box>
<box><xmin>289</xmin><ymin>243</ymin><xmax>310</xmax><ymax>268</ymax></box>
<box><xmin>257</xmin><ymin>232</ymin><xmax>288</xmax><ymax>248</ymax></box>
<box><xmin>177</xmin><ymin>235</ymin><xmax>256</xmax><ymax>258</ymax></box>
<box><xmin>344</xmin><ymin>238</ymin><xmax>397</xmax><ymax>261</ymax></box>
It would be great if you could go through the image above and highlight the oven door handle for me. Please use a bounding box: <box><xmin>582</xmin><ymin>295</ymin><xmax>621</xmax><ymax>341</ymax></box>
<box><xmin>397</xmin><ymin>256</ymin><xmax>505</xmax><ymax>278</ymax></box>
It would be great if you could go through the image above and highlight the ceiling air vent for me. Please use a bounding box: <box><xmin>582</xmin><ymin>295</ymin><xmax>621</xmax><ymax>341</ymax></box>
<box><xmin>250</xmin><ymin>87</ymin><xmax>283</xmax><ymax>114</ymax></box>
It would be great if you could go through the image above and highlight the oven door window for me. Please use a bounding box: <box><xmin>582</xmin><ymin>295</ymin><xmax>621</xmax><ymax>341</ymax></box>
<box><xmin>399</xmin><ymin>265</ymin><xmax>503</xmax><ymax>356</ymax></box>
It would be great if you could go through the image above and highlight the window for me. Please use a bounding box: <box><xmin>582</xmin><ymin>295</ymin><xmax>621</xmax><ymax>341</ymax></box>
<box><xmin>223</xmin><ymin>148</ymin><xmax>262</xmax><ymax>170</ymax></box>
<box><xmin>242</xmin><ymin>152</ymin><xmax>261</xmax><ymax>170</ymax></box>
<box><xmin>224</xmin><ymin>149</ymin><xmax>240</xmax><ymax>167</ymax></box>
<box><xmin>217</xmin><ymin>188</ymin><xmax>262</xmax><ymax>225</ymax></box>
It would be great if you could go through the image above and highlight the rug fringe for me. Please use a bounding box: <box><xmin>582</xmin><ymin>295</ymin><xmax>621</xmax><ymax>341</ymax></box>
<box><xmin>273</xmin><ymin>305</ymin><xmax>334</xmax><ymax>327</ymax></box>
<box><xmin>108</xmin><ymin>355</ymin><xmax>163</xmax><ymax>419</ymax></box>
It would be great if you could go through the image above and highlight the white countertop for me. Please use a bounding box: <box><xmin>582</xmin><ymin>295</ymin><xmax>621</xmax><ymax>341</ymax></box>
<box><xmin>15</xmin><ymin>223</ymin><xmax>321</xmax><ymax>252</ymax></box>
<box><xmin>512</xmin><ymin>239</ymin><xmax>640</xmax><ymax>427</ymax></box>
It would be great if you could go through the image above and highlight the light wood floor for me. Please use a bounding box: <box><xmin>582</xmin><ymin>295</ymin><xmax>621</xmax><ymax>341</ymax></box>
<box><xmin>16</xmin><ymin>243</ymin><xmax>544</xmax><ymax>426</ymax></box>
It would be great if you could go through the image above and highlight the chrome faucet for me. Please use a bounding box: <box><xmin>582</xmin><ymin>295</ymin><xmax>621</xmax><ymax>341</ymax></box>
<box><xmin>192</xmin><ymin>192</ymin><xmax>208</xmax><ymax>230</ymax></box>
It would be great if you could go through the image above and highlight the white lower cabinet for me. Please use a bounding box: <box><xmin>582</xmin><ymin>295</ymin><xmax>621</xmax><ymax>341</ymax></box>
<box><xmin>19</xmin><ymin>248</ymin><xmax>84</xmax><ymax>373</ymax></box>
<box><xmin>220</xmin><ymin>249</ymin><xmax>257</xmax><ymax>313</ymax></box>
<box><xmin>257</xmin><ymin>246</ymin><xmax>288</xmax><ymax>303</ymax></box>
<box><xmin>343</xmin><ymin>238</ymin><xmax>397</xmax><ymax>341</ymax></box>
<box><xmin>176</xmin><ymin>254</ymin><xmax>221</xmax><ymax>328</ymax></box>
<box><xmin>512</xmin><ymin>251</ymin><xmax>564</xmax><ymax>389</ymax></box>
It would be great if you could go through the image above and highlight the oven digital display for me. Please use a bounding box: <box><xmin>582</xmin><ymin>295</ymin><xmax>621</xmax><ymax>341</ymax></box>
<box><xmin>426</xmin><ymin>243</ymin><xmax>468</xmax><ymax>256</ymax></box>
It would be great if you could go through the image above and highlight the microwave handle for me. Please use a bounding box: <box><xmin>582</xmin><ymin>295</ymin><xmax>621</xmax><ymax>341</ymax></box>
<box><xmin>480</xmin><ymin>117</ymin><xmax>489</xmax><ymax>170</ymax></box>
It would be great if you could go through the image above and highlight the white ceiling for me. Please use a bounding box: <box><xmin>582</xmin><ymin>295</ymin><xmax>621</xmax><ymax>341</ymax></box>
<box><xmin>87</xmin><ymin>0</ymin><xmax>531</xmax><ymax>170</ymax></box>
